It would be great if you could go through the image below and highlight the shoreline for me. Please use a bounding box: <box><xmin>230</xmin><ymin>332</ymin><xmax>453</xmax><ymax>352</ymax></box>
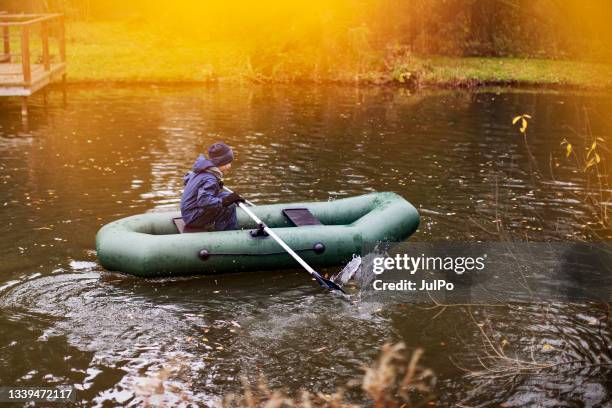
<box><xmin>49</xmin><ymin>78</ymin><xmax>612</xmax><ymax>93</ymax></box>
<box><xmin>58</xmin><ymin>22</ymin><xmax>612</xmax><ymax>91</ymax></box>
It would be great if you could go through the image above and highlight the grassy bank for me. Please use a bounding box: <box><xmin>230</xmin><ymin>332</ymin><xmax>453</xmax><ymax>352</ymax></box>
<box><xmin>61</xmin><ymin>21</ymin><xmax>612</xmax><ymax>88</ymax></box>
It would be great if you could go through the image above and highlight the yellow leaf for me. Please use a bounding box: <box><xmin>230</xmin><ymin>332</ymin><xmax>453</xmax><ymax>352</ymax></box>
<box><xmin>512</xmin><ymin>116</ymin><xmax>521</xmax><ymax>125</ymax></box>
<box><xmin>524</xmin><ymin>114</ymin><xmax>532</xmax><ymax>119</ymax></box>
<box><xmin>542</xmin><ymin>344</ymin><xmax>553</xmax><ymax>351</ymax></box>
<box><xmin>595</xmin><ymin>152</ymin><xmax>601</xmax><ymax>164</ymax></box>
<box><xmin>520</xmin><ymin>118</ymin><xmax>528</xmax><ymax>133</ymax></box>
<box><xmin>585</xmin><ymin>158</ymin><xmax>597</xmax><ymax>171</ymax></box>
<box><xmin>586</xmin><ymin>143</ymin><xmax>595</xmax><ymax>158</ymax></box>
<box><xmin>566</xmin><ymin>144</ymin><xmax>572</xmax><ymax>157</ymax></box>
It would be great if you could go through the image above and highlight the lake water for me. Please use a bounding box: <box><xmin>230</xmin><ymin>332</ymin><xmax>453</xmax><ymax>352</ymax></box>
<box><xmin>0</xmin><ymin>85</ymin><xmax>610</xmax><ymax>406</ymax></box>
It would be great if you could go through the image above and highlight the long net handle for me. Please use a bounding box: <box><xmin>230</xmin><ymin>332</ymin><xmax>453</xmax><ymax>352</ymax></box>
<box><xmin>237</xmin><ymin>202</ymin><xmax>318</xmax><ymax>277</ymax></box>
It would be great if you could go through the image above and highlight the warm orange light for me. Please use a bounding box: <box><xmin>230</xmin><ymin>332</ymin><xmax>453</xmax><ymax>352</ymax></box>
<box><xmin>78</xmin><ymin>0</ymin><xmax>612</xmax><ymax>62</ymax></box>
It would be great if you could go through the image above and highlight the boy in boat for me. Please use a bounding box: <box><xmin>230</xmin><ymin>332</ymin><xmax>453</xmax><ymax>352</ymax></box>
<box><xmin>180</xmin><ymin>142</ymin><xmax>245</xmax><ymax>231</ymax></box>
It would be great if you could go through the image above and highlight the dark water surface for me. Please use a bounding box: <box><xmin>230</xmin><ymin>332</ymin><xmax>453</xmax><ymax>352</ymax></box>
<box><xmin>0</xmin><ymin>85</ymin><xmax>610</xmax><ymax>407</ymax></box>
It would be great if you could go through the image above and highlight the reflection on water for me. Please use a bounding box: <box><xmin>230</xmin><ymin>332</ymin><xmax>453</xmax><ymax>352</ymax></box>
<box><xmin>0</xmin><ymin>85</ymin><xmax>610</xmax><ymax>406</ymax></box>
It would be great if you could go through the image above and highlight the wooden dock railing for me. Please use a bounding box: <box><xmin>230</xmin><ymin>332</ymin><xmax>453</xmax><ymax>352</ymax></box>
<box><xmin>0</xmin><ymin>13</ymin><xmax>66</xmax><ymax>100</ymax></box>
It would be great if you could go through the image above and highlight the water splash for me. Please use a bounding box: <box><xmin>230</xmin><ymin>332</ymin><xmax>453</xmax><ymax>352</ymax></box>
<box><xmin>334</xmin><ymin>255</ymin><xmax>361</xmax><ymax>285</ymax></box>
<box><xmin>334</xmin><ymin>246</ymin><xmax>390</xmax><ymax>290</ymax></box>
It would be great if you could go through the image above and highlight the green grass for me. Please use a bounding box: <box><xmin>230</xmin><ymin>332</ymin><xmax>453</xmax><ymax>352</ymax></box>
<box><xmin>417</xmin><ymin>57</ymin><xmax>612</xmax><ymax>87</ymax></box>
<box><xmin>58</xmin><ymin>21</ymin><xmax>612</xmax><ymax>88</ymax></box>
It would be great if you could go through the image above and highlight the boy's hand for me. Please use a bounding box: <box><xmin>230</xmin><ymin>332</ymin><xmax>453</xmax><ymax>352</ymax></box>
<box><xmin>222</xmin><ymin>192</ymin><xmax>245</xmax><ymax>207</ymax></box>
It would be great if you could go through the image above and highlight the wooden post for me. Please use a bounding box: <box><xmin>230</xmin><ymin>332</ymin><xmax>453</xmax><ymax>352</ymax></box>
<box><xmin>2</xmin><ymin>26</ymin><xmax>9</xmax><ymax>62</ymax></box>
<box><xmin>59</xmin><ymin>16</ymin><xmax>66</xmax><ymax>63</ymax></box>
<box><xmin>42</xmin><ymin>21</ymin><xmax>50</xmax><ymax>71</ymax></box>
<box><xmin>59</xmin><ymin>16</ymin><xmax>67</xmax><ymax>93</ymax></box>
<box><xmin>21</xmin><ymin>25</ymin><xmax>31</xmax><ymax>85</ymax></box>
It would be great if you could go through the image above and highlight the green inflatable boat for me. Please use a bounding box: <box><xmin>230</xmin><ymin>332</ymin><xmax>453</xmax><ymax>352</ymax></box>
<box><xmin>95</xmin><ymin>192</ymin><xmax>419</xmax><ymax>277</ymax></box>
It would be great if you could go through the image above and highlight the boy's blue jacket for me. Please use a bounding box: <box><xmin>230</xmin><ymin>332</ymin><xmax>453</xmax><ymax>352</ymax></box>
<box><xmin>180</xmin><ymin>155</ymin><xmax>226</xmax><ymax>226</ymax></box>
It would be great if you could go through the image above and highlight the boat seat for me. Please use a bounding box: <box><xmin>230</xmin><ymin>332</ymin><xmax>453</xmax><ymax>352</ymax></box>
<box><xmin>282</xmin><ymin>208</ymin><xmax>323</xmax><ymax>227</ymax></box>
<box><xmin>173</xmin><ymin>217</ymin><xmax>212</xmax><ymax>234</ymax></box>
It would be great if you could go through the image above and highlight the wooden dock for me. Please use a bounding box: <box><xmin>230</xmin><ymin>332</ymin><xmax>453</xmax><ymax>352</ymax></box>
<box><xmin>0</xmin><ymin>61</ymin><xmax>66</xmax><ymax>96</ymax></box>
<box><xmin>0</xmin><ymin>13</ymin><xmax>66</xmax><ymax>114</ymax></box>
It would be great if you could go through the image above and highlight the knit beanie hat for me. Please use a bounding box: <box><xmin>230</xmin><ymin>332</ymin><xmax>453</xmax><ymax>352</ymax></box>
<box><xmin>208</xmin><ymin>142</ymin><xmax>234</xmax><ymax>167</ymax></box>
